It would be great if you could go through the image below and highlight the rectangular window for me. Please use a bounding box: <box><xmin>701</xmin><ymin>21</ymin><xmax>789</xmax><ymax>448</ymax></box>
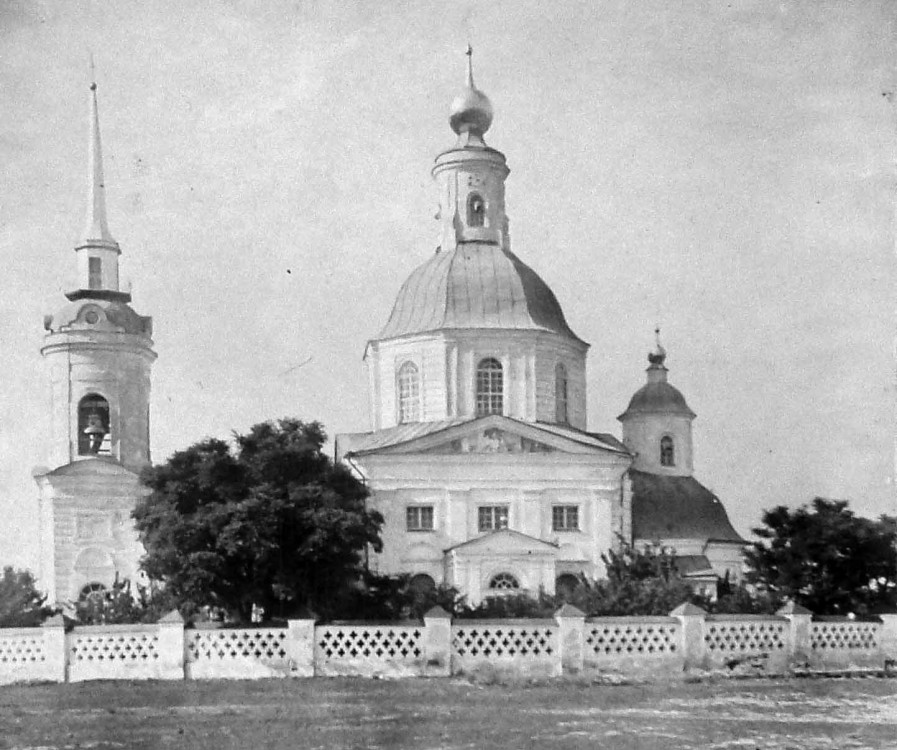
<box><xmin>478</xmin><ymin>505</ymin><xmax>509</xmax><ymax>532</ymax></box>
<box><xmin>406</xmin><ymin>505</ymin><xmax>434</xmax><ymax>532</ymax></box>
<box><xmin>552</xmin><ymin>505</ymin><xmax>579</xmax><ymax>532</ymax></box>
<box><xmin>88</xmin><ymin>257</ymin><xmax>102</xmax><ymax>289</ymax></box>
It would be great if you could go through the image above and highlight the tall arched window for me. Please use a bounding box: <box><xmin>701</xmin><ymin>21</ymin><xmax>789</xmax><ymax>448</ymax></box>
<box><xmin>397</xmin><ymin>361</ymin><xmax>421</xmax><ymax>423</ymax></box>
<box><xmin>660</xmin><ymin>435</ymin><xmax>675</xmax><ymax>467</ymax></box>
<box><xmin>555</xmin><ymin>363</ymin><xmax>568</xmax><ymax>423</ymax></box>
<box><xmin>476</xmin><ymin>358</ymin><xmax>503</xmax><ymax>416</ymax></box>
<box><xmin>467</xmin><ymin>192</ymin><xmax>485</xmax><ymax>227</ymax></box>
<box><xmin>78</xmin><ymin>394</ymin><xmax>110</xmax><ymax>456</ymax></box>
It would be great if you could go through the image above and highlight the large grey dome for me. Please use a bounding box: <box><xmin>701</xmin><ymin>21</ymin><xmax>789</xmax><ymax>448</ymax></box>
<box><xmin>375</xmin><ymin>243</ymin><xmax>583</xmax><ymax>343</ymax></box>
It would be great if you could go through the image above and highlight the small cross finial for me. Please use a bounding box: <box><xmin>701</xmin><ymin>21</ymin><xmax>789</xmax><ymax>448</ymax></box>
<box><xmin>465</xmin><ymin>44</ymin><xmax>475</xmax><ymax>87</ymax></box>
<box><xmin>89</xmin><ymin>51</ymin><xmax>97</xmax><ymax>91</ymax></box>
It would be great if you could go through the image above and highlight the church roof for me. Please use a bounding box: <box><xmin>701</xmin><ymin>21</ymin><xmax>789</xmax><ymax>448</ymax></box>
<box><xmin>374</xmin><ymin>242</ymin><xmax>584</xmax><ymax>344</ymax></box>
<box><xmin>618</xmin><ymin>380</ymin><xmax>696</xmax><ymax>420</ymax></box>
<box><xmin>630</xmin><ymin>469</ymin><xmax>746</xmax><ymax>544</ymax></box>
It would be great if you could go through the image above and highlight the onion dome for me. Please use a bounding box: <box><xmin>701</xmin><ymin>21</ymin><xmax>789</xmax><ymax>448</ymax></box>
<box><xmin>618</xmin><ymin>330</ymin><xmax>695</xmax><ymax>419</ymax></box>
<box><xmin>375</xmin><ymin>243</ymin><xmax>583</xmax><ymax>342</ymax></box>
<box><xmin>449</xmin><ymin>46</ymin><xmax>494</xmax><ymax>138</ymax></box>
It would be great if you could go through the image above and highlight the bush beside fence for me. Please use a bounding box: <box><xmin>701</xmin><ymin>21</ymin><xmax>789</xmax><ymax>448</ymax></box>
<box><xmin>0</xmin><ymin>604</ymin><xmax>895</xmax><ymax>685</ymax></box>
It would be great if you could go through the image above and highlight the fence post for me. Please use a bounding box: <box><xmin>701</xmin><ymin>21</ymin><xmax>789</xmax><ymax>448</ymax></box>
<box><xmin>776</xmin><ymin>602</ymin><xmax>813</xmax><ymax>669</ymax></box>
<box><xmin>157</xmin><ymin>610</ymin><xmax>185</xmax><ymax>679</ymax></box>
<box><xmin>555</xmin><ymin>604</ymin><xmax>586</xmax><ymax>676</ymax></box>
<box><xmin>422</xmin><ymin>606</ymin><xmax>452</xmax><ymax>677</ymax></box>
<box><xmin>670</xmin><ymin>602</ymin><xmax>706</xmax><ymax>670</ymax></box>
<box><xmin>41</xmin><ymin>614</ymin><xmax>67</xmax><ymax>683</ymax></box>
<box><xmin>286</xmin><ymin>619</ymin><xmax>316</xmax><ymax>677</ymax></box>
<box><xmin>879</xmin><ymin>614</ymin><xmax>897</xmax><ymax>668</ymax></box>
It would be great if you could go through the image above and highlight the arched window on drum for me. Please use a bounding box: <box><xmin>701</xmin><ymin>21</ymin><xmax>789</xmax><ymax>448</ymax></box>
<box><xmin>555</xmin><ymin>363</ymin><xmax>569</xmax><ymax>424</ymax></box>
<box><xmin>397</xmin><ymin>361</ymin><xmax>421</xmax><ymax>424</ymax></box>
<box><xmin>660</xmin><ymin>435</ymin><xmax>675</xmax><ymax>467</ymax></box>
<box><xmin>476</xmin><ymin>358</ymin><xmax>503</xmax><ymax>417</ymax></box>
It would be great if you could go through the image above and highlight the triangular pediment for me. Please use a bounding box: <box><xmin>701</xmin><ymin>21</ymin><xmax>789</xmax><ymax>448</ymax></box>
<box><xmin>446</xmin><ymin>528</ymin><xmax>558</xmax><ymax>556</ymax></box>
<box><xmin>357</xmin><ymin>415</ymin><xmax>625</xmax><ymax>457</ymax></box>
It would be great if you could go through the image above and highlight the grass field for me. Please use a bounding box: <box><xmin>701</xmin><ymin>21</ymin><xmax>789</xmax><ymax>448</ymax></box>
<box><xmin>1</xmin><ymin>676</ymin><xmax>896</xmax><ymax>750</ymax></box>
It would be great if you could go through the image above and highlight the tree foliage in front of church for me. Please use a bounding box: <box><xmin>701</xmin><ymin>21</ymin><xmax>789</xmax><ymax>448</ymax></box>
<box><xmin>745</xmin><ymin>498</ymin><xmax>897</xmax><ymax>615</ymax></box>
<box><xmin>134</xmin><ymin>419</ymin><xmax>383</xmax><ymax>623</ymax></box>
<box><xmin>0</xmin><ymin>567</ymin><xmax>57</xmax><ymax>627</ymax></box>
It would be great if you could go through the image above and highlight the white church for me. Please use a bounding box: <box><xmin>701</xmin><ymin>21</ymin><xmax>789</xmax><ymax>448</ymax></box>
<box><xmin>35</xmin><ymin>54</ymin><xmax>745</xmax><ymax>606</ymax></box>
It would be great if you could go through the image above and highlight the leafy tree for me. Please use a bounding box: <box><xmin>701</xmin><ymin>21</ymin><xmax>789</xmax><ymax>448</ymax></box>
<box><xmin>325</xmin><ymin>572</ymin><xmax>462</xmax><ymax>622</ymax></box>
<box><xmin>74</xmin><ymin>577</ymin><xmax>182</xmax><ymax>625</ymax></box>
<box><xmin>134</xmin><ymin>418</ymin><xmax>383</xmax><ymax>623</ymax></box>
<box><xmin>0</xmin><ymin>567</ymin><xmax>56</xmax><ymax>627</ymax></box>
<box><xmin>564</xmin><ymin>544</ymin><xmax>706</xmax><ymax>616</ymax></box>
<box><xmin>745</xmin><ymin>498</ymin><xmax>897</xmax><ymax>615</ymax></box>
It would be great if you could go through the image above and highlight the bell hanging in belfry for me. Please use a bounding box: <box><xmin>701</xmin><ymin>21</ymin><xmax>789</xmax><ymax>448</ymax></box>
<box><xmin>83</xmin><ymin>411</ymin><xmax>107</xmax><ymax>453</ymax></box>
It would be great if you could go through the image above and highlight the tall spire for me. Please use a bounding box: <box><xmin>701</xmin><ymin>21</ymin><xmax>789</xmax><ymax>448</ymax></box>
<box><xmin>80</xmin><ymin>57</ymin><xmax>117</xmax><ymax>249</ymax></box>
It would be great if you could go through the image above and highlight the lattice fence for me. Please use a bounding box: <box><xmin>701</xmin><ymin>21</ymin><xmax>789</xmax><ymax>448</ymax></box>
<box><xmin>0</xmin><ymin>633</ymin><xmax>47</xmax><ymax>666</ymax></box>
<box><xmin>585</xmin><ymin>619</ymin><xmax>679</xmax><ymax>658</ymax></box>
<box><xmin>704</xmin><ymin>618</ymin><xmax>787</xmax><ymax>656</ymax></box>
<box><xmin>452</xmin><ymin>623</ymin><xmax>556</xmax><ymax>659</ymax></box>
<box><xmin>811</xmin><ymin>621</ymin><xmax>881</xmax><ymax>651</ymax></box>
<box><xmin>188</xmin><ymin>628</ymin><xmax>288</xmax><ymax>663</ymax></box>
<box><xmin>317</xmin><ymin>625</ymin><xmax>423</xmax><ymax>660</ymax></box>
<box><xmin>69</xmin><ymin>631</ymin><xmax>160</xmax><ymax>664</ymax></box>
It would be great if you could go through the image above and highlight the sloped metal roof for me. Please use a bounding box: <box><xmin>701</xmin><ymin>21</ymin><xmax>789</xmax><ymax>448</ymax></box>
<box><xmin>336</xmin><ymin>418</ymin><xmax>472</xmax><ymax>459</ymax></box>
<box><xmin>375</xmin><ymin>242</ymin><xmax>584</xmax><ymax>343</ymax></box>
<box><xmin>630</xmin><ymin>469</ymin><xmax>746</xmax><ymax>544</ymax></box>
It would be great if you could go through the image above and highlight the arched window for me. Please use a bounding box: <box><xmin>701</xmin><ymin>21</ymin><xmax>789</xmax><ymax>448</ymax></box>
<box><xmin>467</xmin><ymin>192</ymin><xmax>485</xmax><ymax>227</ymax></box>
<box><xmin>660</xmin><ymin>435</ymin><xmax>675</xmax><ymax>467</ymax></box>
<box><xmin>409</xmin><ymin>573</ymin><xmax>436</xmax><ymax>597</ymax></box>
<box><xmin>397</xmin><ymin>361</ymin><xmax>421</xmax><ymax>423</ymax></box>
<box><xmin>476</xmin><ymin>358</ymin><xmax>503</xmax><ymax>416</ymax></box>
<box><xmin>555</xmin><ymin>363</ymin><xmax>568</xmax><ymax>423</ymax></box>
<box><xmin>78</xmin><ymin>394</ymin><xmax>111</xmax><ymax>456</ymax></box>
<box><xmin>78</xmin><ymin>582</ymin><xmax>107</xmax><ymax>606</ymax></box>
<box><xmin>488</xmin><ymin>572</ymin><xmax>520</xmax><ymax>591</ymax></box>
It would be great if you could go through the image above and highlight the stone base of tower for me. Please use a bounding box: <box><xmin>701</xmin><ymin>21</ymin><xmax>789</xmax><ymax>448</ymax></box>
<box><xmin>33</xmin><ymin>459</ymin><xmax>149</xmax><ymax>606</ymax></box>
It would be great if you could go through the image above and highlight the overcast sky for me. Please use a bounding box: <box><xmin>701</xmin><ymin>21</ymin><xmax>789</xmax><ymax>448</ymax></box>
<box><xmin>1</xmin><ymin>0</ymin><xmax>894</xmax><ymax>573</ymax></box>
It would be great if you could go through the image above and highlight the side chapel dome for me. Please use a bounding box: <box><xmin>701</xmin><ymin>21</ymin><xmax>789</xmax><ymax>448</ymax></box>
<box><xmin>618</xmin><ymin>339</ymin><xmax>696</xmax><ymax>420</ymax></box>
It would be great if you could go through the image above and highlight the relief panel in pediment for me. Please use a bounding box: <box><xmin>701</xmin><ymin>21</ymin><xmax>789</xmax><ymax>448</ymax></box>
<box><xmin>423</xmin><ymin>428</ymin><xmax>555</xmax><ymax>454</ymax></box>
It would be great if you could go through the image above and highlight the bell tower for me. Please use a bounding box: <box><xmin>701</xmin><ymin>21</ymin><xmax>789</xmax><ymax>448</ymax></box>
<box><xmin>34</xmin><ymin>74</ymin><xmax>156</xmax><ymax>605</ymax></box>
<box><xmin>433</xmin><ymin>46</ymin><xmax>511</xmax><ymax>252</ymax></box>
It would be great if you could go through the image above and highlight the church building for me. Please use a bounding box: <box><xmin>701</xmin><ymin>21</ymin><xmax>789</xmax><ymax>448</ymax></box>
<box><xmin>33</xmin><ymin>79</ymin><xmax>156</xmax><ymax>605</ymax></box>
<box><xmin>31</xmin><ymin>54</ymin><xmax>744</xmax><ymax>608</ymax></box>
<box><xmin>336</xmin><ymin>51</ymin><xmax>745</xmax><ymax>603</ymax></box>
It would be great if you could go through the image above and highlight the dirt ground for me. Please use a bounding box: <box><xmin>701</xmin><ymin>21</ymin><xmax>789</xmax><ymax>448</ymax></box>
<box><xmin>1</xmin><ymin>676</ymin><xmax>896</xmax><ymax>750</ymax></box>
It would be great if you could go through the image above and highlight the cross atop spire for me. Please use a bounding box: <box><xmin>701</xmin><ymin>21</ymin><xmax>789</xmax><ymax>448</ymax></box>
<box><xmin>80</xmin><ymin>59</ymin><xmax>118</xmax><ymax>250</ymax></box>
<box><xmin>648</xmin><ymin>326</ymin><xmax>667</xmax><ymax>367</ymax></box>
<box><xmin>466</xmin><ymin>43</ymin><xmax>475</xmax><ymax>88</ymax></box>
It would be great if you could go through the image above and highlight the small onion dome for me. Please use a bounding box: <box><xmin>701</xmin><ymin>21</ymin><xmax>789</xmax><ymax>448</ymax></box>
<box><xmin>619</xmin><ymin>381</ymin><xmax>696</xmax><ymax>420</ymax></box>
<box><xmin>449</xmin><ymin>46</ymin><xmax>494</xmax><ymax>137</ymax></box>
<box><xmin>618</xmin><ymin>332</ymin><xmax>696</xmax><ymax>420</ymax></box>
